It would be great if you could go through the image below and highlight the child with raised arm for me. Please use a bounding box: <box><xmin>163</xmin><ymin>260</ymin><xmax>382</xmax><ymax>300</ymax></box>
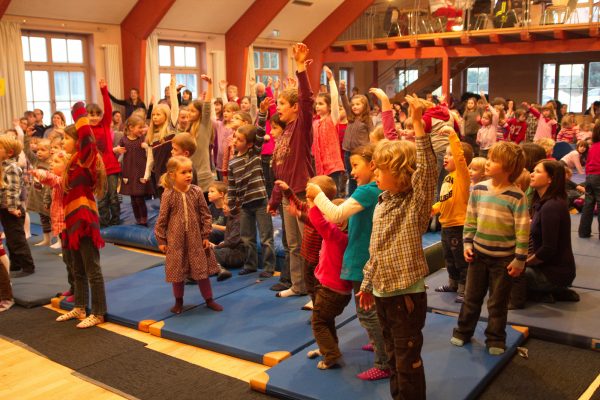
<box><xmin>477</xmin><ymin>93</ymin><xmax>499</xmax><ymax>158</ymax></box>
<box><xmin>431</xmin><ymin>127</ymin><xmax>474</xmax><ymax>303</ymax></box>
<box><xmin>307</xmin><ymin>142</ymin><xmax>391</xmax><ymax>381</ymax></box>
<box><xmin>88</xmin><ymin>79</ymin><xmax>121</xmax><ymax>227</ymax></box>
<box><xmin>228</xmin><ymin>98</ymin><xmax>275</xmax><ymax>278</ymax></box>
<box><xmin>526</xmin><ymin>102</ymin><xmax>558</xmax><ymax>141</ymax></box>
<box><xmin>55</xmin><ymin>104</ymin><xmax>108</xmax><ymax>328</ymax></box>
<box><xmin>155</xmin><ymin>156</ymin><xmax>222</xmax><ymax>314</ymax></box>
<box><xmin>451</xmin><ymin>141</ymin><xmax>529</xmax><ymax>355</ymax></box>
<box><xmin>268</xmin><ymin>43</ymin><xmax>316</xmax><ymax>297</ymax></box>
<box><xmin>312</xmin><ymin>66</ymin><xmax>345</xmax><ymax>193</ymax></box>
<box><xmin>357</xmin><ymin>94</ymin><xmax>437</xmax><ymax>400</ymax></box>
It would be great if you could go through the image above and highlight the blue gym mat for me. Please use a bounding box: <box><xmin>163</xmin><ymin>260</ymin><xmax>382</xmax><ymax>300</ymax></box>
<box><xmin>573</xmin><ymin>254</ymin><xmax>600</xmax><ymax>291</ymax></box>
<box><xmin>148</xmin><ymin>277</ymin><xmax>357</xmax><ymax>366</ymax></box>
<box><xmin>58</xmin><ymin>265</ymin><xmax>264</xmax><ymax>332</ymax></box>
<box><xmin>13</xmin><ymin>244</ymin><xmax>162</xmax><ymax>308</ymax></box>
<box><xmin>426</xmin><ymin>269</ymin><xmax>600</xmax><ymax>350</ymax></box>
<box><xmin>251</xmin><ymin>313</ymin><xmax>526</xmax><ymax>400</ymax></box>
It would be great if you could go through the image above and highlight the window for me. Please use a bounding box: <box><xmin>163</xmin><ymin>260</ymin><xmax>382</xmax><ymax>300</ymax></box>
<box><xmin>541</xmin><ymin>63</ymin><xmax>592</xmax><ymax>113</ymax></box>
<box><xmin>339</xmin><ymin>68</ymin><xmax>350</xmax><ymax>86</ymax></box>
<box><xmin>254</xmin><ymin>48</ymin><xmax>282</xmax><ymax>85</ymax></box>
<box><xmin>465</xmin><ymin>67</ymin><xmax>489</xmax><ymax>94</ymax></box>
<box><xmin>158</xmin><ymin>42</ymin><xmax>202</xmax><ymax>100</ymax></box>
<box><xmin>396</xmin><ymin>69</ymin><xmax>419</xmax><ymax>92</ymax></box>
<box><xmin>22</xmin><ymin>32</ymin><xmax>88</xmax><ymax>124</ymax></box>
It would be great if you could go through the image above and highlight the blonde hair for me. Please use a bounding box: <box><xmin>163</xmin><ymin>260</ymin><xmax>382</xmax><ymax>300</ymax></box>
<box><xmin>534</xmin><ymin>138</ymin><xmax>555</xmax><ymax>157</ymax></box>
<box><xmin>279</xmin><ymin>88</ymin><xmax>298</xmax><ymax>107</ymax></box>
<box><xmin>369</xmin><ymin>126</ymin><xmax>384</xmax><ymax>143</ymax></box>
<box><xmin>309</xmin><ymin>175</ymin><xmax>337</xmax><ymax>200</ymax></box>
<box><xmin>373</xmin><ymin>139</ymin><xmax>416</xmax><ymax>192</ymax></box>
<box><xmin>0</xmin><ymin>135</ymin><xmax>23</xmax><ymax>158</ymax></box>
<box><xmin>146</xmin><ymin>104</ymin><xmax>171</xmax><ymax>145</ymax></box>
<box><xmin>469</xmin><ymin>157</ymin><xmax>487</xmax><ymax>174</ymax></box>
<box><xmin>488</xmin><ymin>141</ymin><xmax>526</xmax><ymax>183</ymax></box>
<box><xmin>561</xmin><ymin>113</ymin><xmax>576</xmax><ymax>129</ymax></box>
<box><xmin>209</xmin><ymin>180</ymin><xmax>227</xmax><ymax>195</ymax></box>
<box><xmin>159</xmin><ymin>155</ymin><xmax>192</xmax><ymax>189</ymax></box>
<box><xmin>514</xmin><ymin>168</ymin><xmax>530</xmax><ymax>192</ymax></box>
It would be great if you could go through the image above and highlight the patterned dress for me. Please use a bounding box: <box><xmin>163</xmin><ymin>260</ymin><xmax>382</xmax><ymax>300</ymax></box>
<box><xmin>118</xmin><ymin>135</ymin><xmax>152</xmax><ymax>196</ymax></box>
<box><xmin>154</xmin><ymin>185</ymin><xmax>220</xmax><ymax>282</ymax></box>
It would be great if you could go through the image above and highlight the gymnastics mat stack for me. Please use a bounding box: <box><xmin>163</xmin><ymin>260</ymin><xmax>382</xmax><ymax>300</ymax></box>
<box><xmin>147</xmin><ymin>276</ymin><xmax>357</xmax><ymax>366</ymax></box>
<box><xmin>250</xmin><ymin>312</ymin><xmax>527</xmax><ymax>400</ymax></box>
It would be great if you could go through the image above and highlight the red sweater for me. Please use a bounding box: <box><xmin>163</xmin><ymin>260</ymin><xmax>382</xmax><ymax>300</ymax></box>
<box><xmin>506</xmin><ymin>118</ymin><xmax>527</xmax><ymax>144</ymax></box>
<box><xmin>92</xmin><ymin>87</ymin><xmax>121</xmax><ymax>175</ymax></box>
<box><xmin>284</xmin><ymin>188</ymin><xmax>322</xmax><ymax>265</ymax></box>
<box><xmin>62</xmin><ymin>103</ymin><xmax>105</xmax><ymax>250</ymax></box>
<box><xmin>269</xmin><ymin>70</ymin><xmax>315</xmax><ymax>209</ymax></box>
<box><xmin>586</xmin><ymin>142</ymin><xmax>600</xmax><ymax>175</ymax></box>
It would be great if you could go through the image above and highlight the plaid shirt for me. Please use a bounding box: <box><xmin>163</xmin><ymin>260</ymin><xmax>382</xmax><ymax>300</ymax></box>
<box><xmin>361</xmin><ymin>136</ymin><xmax>437</xmax><ymax>294</ymax></box>
<box><xmin>0</xmin><ymin>157</ymin><xmax>23</xmax><ymax>211</ymax></box>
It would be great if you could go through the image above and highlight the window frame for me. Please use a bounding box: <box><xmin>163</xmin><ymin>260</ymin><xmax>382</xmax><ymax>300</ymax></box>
<box><xmin>253</xmin><ymin>47</ymin><xmax>283</xmax><ymax>86</ymax></box>
<box><xmin>464</xmin><ymin>66</ymin><xmax>489</xmax><ymax>95</ymax></box>
<box><xmin>540</xmin><ymin>61</ymin><xmax>597</xmax><ymax>113</ymax></box>
<box><xmin>396</xmin><ymin>68</ymin><xmax>419</xmax><ymax>93</ymax></box>
<box><xmin>22</xmin><ymin>30</ymin><xmax>90</xmax><ymax>124</ymax></box>
<box><xmin>158</xmin><ymin>41</ymin><xmax>203</xmax><ymax>100</ymax></box>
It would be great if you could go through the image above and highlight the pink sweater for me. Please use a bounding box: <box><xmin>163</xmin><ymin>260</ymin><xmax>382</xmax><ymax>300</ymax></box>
<box><xmin>561</xmin><ymin>150</ymin><xmax>585</xmax><ymax>174</ymax></box>
<box><xmin>530</xmin><ymin>107</ymin><xmax>558</xmax><ymax>141</ymax></box>
<box><xmin>308</xmin><ymin>206</ymin><xmax>352</xmax><ymax>293</ymax></box>
<box><xmin>312</xmin><ymin>115</ymin><xmax>345</xmax><ymax>176</ymax></box>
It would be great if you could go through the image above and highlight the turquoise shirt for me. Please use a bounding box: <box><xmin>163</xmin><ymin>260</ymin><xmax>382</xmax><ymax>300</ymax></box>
<box><xmin>341</xmin><ymin>181</ymin><xmax>382</xmax><ymax>281</ymax></box>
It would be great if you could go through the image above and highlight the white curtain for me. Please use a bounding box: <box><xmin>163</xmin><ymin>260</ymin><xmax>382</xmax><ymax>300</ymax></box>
<box><xmin>103</xmin><ymin>44</ymin><xmax>123</xmax><ymax>99</ymax></box>
<box><xmin>211</xmin><ymin>50</ymin><xmax>226</xmax><ymax>98</ymax></box>
<box><xmin>245</xmin><ymin>45</ymin><xmax>256</xmax><ymax>96</ymax></box>
<box><xmin>144</xmin><ymin>32</ymin><xmax>159</xmax><ymax>105</ymax></box>
<box><xmin>0</xmin><ymin>21</ymin><xmax>27</xmax><ymax>130</ymax></box>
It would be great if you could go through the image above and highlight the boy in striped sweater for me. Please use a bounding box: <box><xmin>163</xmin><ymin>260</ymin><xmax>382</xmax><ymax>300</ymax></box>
<box><xmin>227</xmin><ymin>98</ymin><xmax>275</xmax><ymax>278</ymax></box>
<box><xmin>451</xmin><ymin>141</ymin><xmax>529</xmax><ymax>355</ymax></box>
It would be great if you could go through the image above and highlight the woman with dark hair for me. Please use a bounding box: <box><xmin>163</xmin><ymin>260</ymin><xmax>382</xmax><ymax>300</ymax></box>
<box><xmin>526</xmin><ymin>160</ymin><xmax>579</xmax><ymax>303</ymax></box>
<box><xmin>108</xmin><ymin>88</ymin><xmax>147</xmax><ymax>118</ymax></box>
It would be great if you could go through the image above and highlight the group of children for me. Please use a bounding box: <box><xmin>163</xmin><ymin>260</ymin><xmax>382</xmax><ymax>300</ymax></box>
<box><xmin>2</xmin><ymin>39</ymin><xmax>600</xmax><ymax>400</ymax></box>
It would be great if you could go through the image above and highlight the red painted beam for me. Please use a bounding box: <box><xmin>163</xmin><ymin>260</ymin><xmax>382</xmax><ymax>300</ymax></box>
<box><xmin>303</xmin><ymin>0</ymin><xmax>375</xmax><ymax>89</ymax></box>
<box><xmin>0</xmin><ymin>0</ymin><xmax>11</xmax><ymax>18</ymax></box>
<box><xmin>225</xmin><ymin>0</ymin><xmax>289</xmax><ymax>92</ymax></box>
<box><xmin>441</xmin><ymin>55</ymin><xmax>450</xmax><ymax>100</ymax></box>
<box><xmin>323</xmin><ymin>38</ymin><xmax>600</xmax><ymax>62</ymax></box>
<box><xmin>120</xmin><ymin>0</ymin><xmax>175</xmax><ymax>99</ymax></box>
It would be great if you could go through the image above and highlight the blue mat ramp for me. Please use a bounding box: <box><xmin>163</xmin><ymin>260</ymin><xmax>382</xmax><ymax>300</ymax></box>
<box><xmin>572</xmin><ymin>254</ymin><xmax>600</xmax><ymax>291</ymax></box>
<box><xmin>252</xmin><ymin>313</ymin><xmax>527</xmax><ymax>400</ymax></box>
<box><xmin>104</xmin><ymin>266</ymin><xmax>262</xmax><ymax>332</ymax></box>
<box><xmin>148</xmin><ymin>277</ymin><xmax>356</xmax><ymax>365</ymax></box>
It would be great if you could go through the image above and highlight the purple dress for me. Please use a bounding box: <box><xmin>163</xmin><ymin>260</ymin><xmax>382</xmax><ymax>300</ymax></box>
<box><xmin>119</xmin><ymin>135</ymin><xmax>152</xmax><ymax>196</ymax></box>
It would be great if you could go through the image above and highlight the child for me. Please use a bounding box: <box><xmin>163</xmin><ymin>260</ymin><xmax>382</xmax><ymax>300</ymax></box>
<box><xmin>526</xmin><ymin>102</ymin><xmax>558</xmax><ymax>141</ymax></box>
<box><xmin>463</xmin><ymin>97</ymin><xmax>482</xmax><ymax>154</ymax></box>
<box><xmin>307</xmin><ymin>143</ymin><xmax>391</xmax><ymax>381</ymax></box>
<box><xmin>557</xmin><ymin>114</ymin><xmax>579</xmax><ymax>143</ymax></box>
<box><xmin>535</xmin><ymin>137</ymin><xmax>556</xmax><ymax>160</ymax></box>
<box><xmin>340</xmin><ymin>79</ymin><xmax>372</xmax><ymax>195</ymax></box>
<box><xmin>221</xmin><ymin>111</ymin><xmax>253</xmax><ymax>183</ymax></box>
<box><xmin>213</xmin><ymin>100</ymin><xmax>240</xmax><ymax>180</ymax></box>
<box><xmin>561</xmin><ymin>140</ymin><xmax>588</xmax><ymax>175</ymax></box>
<box><xmin>432</xmin><ymin>127</ymin><xmax>474</xmax><ymax>303</ymax></box>
<box><xmin>88</xmin><ymin>79</ymin><xmax>121</xmax><ymax>227</ymax></box>
<box><xmin>477</xmin><ymin>97</ymin><xmax>499</xmax><ymax>158</ymax></box>
<box><xmin>0</xmin><ymin>135</ymin><xmax>36</xmax><ymax>277</ymax></box>
<box><xmin>306</xmin><ymin>198</ymin><xmax>352</xmax><ymax>370</ymax></box>
<box><xmin>469</xmin><ymin>157</ymin><xmax>487</xmax><ymax>188</ymax></box>
<box><xmin>312</xmin><ymin>66</ymin><xmax>345</xmax><ymax>194</ymax></box>
<box><xmin>23</xmin><ymin>134</ymin><xmax>53</xmax><ymax>246</ymax></box>
<box><xmin>275</xmin><ymin>176</ymin><xmax>337</xmax><ymax>305</ymax></box>
<box><xmin>451</xmin><ymin>141</ymin><xmax>529</xmax><ymax>355</ymax></box>
<box><xmin>506</xmin><ymin>109</ymin><xmax>527</xmax><ymax>144</ymax></box>
<box><xmin>357</xmin><ymin>94</ymin><xmax>437</xmax><ymax>399</ymax></box>
<box><xmin>564</xmin><ymin>167</ymin><xmax>585</xmax><ymax>211</ymax></box>
<box><xmin>207</xmin><ymin>181</ymin><xmax>227</xmax><ymax>245</ymax></box>
<box><xmin>55</xmin><ymin>104</ymin><xmax>108</xmax><ymax>328</ymax></box>
<box><xmin>268</xmin><ymin>43</ymin><xmax>316</xmax><ymax>297</ymax></box>
<box><xmin>115</xmin><ymin>115</ymin><xmax>153</xmax><ymax>226</ymax></box>
<box><xmin>171</xmin><ymin>132</ymin><xmax>198</xmax><ymax>185</ymax></box>
<box><xmin>577</xmin><ymin>121</ymin><xmax>593</xmax><ymax>142</ymax></box>
<box><xmin>211</xmin><ymin>201</ymin><xmax>244</xmax><ymax>282</ymax></box>
<box><xmin>154</xmin><ymin>156</ymin><xmax>222</xmax><ymax>314</ymax></box>
<box><xmin>578</xmin><ymin>124</ymin><xmax>600</xmax><ymax>238</ymax></box>
<box><xmin>228</xmin><ymin>99</ymin><xmax>275</xmax><ymax>278</ymax></box>
<box><xmin>31</xmin><ymin>151</ymin><xmax>73</xmax><ymax>299</ymax></box>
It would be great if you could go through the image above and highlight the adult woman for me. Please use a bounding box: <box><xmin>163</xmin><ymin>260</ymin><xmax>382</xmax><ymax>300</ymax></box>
<box><xmin>43</xmin><ymin>111</ymin><xmax>66</xmax><ymax>138</ymax></box>
<box><xmin>526</xmin><ymin>160</ymin><xmax>579</xmax><ymax>303</ymax></box>
<box><xmin>108</xmin><ymin>88</ymin><xmax>146</xmax><ymax>118</ymax></box>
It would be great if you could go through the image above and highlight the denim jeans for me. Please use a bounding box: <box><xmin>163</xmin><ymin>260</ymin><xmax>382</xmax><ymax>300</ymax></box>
<box><xmin>98</xmin><ymin>173</ymin><xmax>121</xmax><ymax>227</ymax></box>
<box><xmin>0</xmin><ymin>208</ymin><xmax>35</xmax><ymax>273</ymax></box>
<box><xmin>344</xmin><ymin>151</ymin><xmax>357</xmax><ymax>196</ymax></box>
<box><xmin>441</xmin><ymin>226</ymin><xmax>468</xmax><ymax>290</ymax></box>
<box><xmin>214</xmin><ymin>246</ymin><xmax>246</xmax><ymax>269</ymax></box>
<box><xmin>278</xmin><ymin>204</ymin><xmax>291</xmax><ymax>285</ymax></box>
<box><xmin>68</xmin><ymin>237</ymin><xmax>107</xmax><ymax>316</ymax></box>
<box><xmin>240</xmin><ymin>199</ymin><xmax>275</xmax><ymax>272</ymax></box>
<box><xmin>578</xmin><ymin>174</ymin><xmax>600</xmax><ymax>238</ymax></box>
<box><xmin>312</xmin><ymin>285</ymin><xmax>352</xmax><ymax>366</ymax></box>
<box><xmin>453</xmin><ymin>251</ymin><xmax>513</xmax><ymax>349</ymax></box>
<box><xmin>525</xmin><ymin>266</ymin><xmax>562</xmax><ymax>293</ymax></box>
<box><xmin>282</xmin><ymin>195</ymin><xmax>306</xmax><ymax>293</ymax></box>
<box><xmin>375</xmin><ymin>292</ymin><xmax>427</xmax><ymax>400</ymax></box>
<box><xmin>353</xmin><ymin>281</ymin><xmax>390</xmax><ymax>370</ymax></box>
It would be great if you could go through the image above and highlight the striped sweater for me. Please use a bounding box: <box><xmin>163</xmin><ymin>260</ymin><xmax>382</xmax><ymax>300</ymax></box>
<box><xmin>463</xmin><ymin>180</ymin><xmax>529</xmax><ymax>266</ymax></box>
<box><xmin>62</xmin><ymin>103</ymin><xmax>105</xmax><ymax>250</ymax></box>
<box><xmin>227</xmin><ymin>112</ymin><xmax>267</xmax><ymax>214</ymax></box>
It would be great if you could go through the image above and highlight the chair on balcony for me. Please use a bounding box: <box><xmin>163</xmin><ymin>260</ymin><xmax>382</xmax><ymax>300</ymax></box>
<box><xmin>592</xmin><ymin>1</ymin><xmax>600</xmax><ymax>22</ymax></box>
<box><xmin>542</xmin><ymin>0</ymin><xmax>579</xmax><ymax>24</ymax></box>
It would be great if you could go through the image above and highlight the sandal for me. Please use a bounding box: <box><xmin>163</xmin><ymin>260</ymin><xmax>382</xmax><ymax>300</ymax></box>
<box><xmin>434</xmin><ymin>285</ymin><xmax>457</xmax><ymax>293</ymax></box>
<box><xmin>307</xmin><ymin>349</ymin><xmax>322</xmax><ymax>359</ymax></box>
<box><xmin>56</xmin><ymin>308</ymin><xmax>86</xmax><ymax>322</ymax></box>
<box><xmin>76</xmin><ymin>314</ymin><xmax>104</xmax><ymax>329</ymax></box>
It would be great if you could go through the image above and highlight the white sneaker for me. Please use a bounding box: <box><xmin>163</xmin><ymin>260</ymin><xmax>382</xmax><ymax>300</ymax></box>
<box><xmin>0</xmin><ymin>299</ymin><xmax>15</xmax><ymax>312</ymax></box>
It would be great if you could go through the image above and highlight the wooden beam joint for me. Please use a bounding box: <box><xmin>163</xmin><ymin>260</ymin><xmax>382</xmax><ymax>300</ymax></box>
<box><xmin>434</xmin><ymin>37</ymin><xmax>447</xmax><ymax>46</ymax></box>
<box><xmin>520</xmin><ymin>31</ymin><xmax>533</xmax><ymax>41</ymax></box>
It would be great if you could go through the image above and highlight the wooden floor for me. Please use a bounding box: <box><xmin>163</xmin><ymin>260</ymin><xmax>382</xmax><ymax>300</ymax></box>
<box><xmin>0</xmin><ymin>304</ymin><xmax>269</xmax><ymax>399</ymax></box>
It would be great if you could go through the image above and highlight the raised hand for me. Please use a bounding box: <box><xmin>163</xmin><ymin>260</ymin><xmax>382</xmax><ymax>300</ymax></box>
<box><xmin>266</xmin><ymin>76</ymin><xmax>272</xmax><ymax>87</ymax></box>
<box><xmin>273</xmin><ymin>79</ymin><xmax>280</xmax><ymax>91</ymax></box>
<box><xmin>99</xmin><ymin>79</ymin><xmax>107</xmax><ymax>89</ymax></box>
<box><xmin>339</xmin><ymin>80</ymin><xmax>346</xmax><ymax>92</ymax></box>
<box><xmin>369</xmin><ymin>87</ymin><xmax>388</xmax><ymax>101</ymax></box>
<box><xmin>259</xmin><ymin>97</ymin><xmax>273</xmax><ymax>113</ymax></box>
<box><xmin>219</xmin><ymin>80</ymin><xmax>228</xmax><ymax>91</ymax></box>
<box><xmin>323</xmin><ymin>65</ymin><xmax>333</xmax><ymax>81</ymax></box>
<box><xmin>292</xmin><ymin>43</ymin><xmax>310</xmax><ymax>66</ymax></box>
<box><xmin>201</xmin><ymin>74</ymin><xmax>212</xmax><ymax>84</ymax></box>
<box><xmin>286</xmin><ymin>76</ymin><xmax>298</xmax><ymax>89</ymax></box>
